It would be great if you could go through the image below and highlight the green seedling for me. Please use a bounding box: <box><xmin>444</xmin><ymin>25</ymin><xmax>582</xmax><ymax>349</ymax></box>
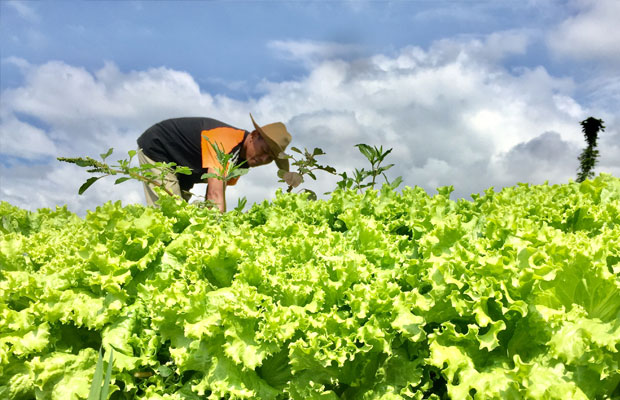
<box><xmin>278</xmin><ymin>146</ymin><xmax>337</xmax><ymax>200</ymax></box>
<box><xmin>333</xmin><ymin>144</ymin><xmax>402</xmax><ymax>193</ymax></box>
<box><xmin>58</xmin><ymin>148</ymin><xmax>192</xmax><ymax>197</ymax></box>
<box><xmin>88</xmin><ymin>348</ymin><xmax>113</xmax><ymax>400</ymax></box>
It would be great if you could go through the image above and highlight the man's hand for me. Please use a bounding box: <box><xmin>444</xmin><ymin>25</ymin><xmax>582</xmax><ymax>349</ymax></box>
<box><xmin>205</xmin><ymin>168</ymin><xmax>226</xmax><ymax>212</ymax></box>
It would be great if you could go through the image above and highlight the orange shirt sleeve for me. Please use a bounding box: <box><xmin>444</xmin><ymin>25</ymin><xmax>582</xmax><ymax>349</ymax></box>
<box><xmin>200</xmin><ymin>127</ymin><xmax>246</xmax><ymax>186</ymax></box>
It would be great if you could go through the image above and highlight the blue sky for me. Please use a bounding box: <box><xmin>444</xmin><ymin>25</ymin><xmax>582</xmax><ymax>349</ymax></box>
<box><xmin>1</xmin><ymin>0</ymin><xmax>619</xmax><ymax>214</ymax></box>
<box><xmin>0</xmin><ymin>1</ymin><xmax>579</xmax><ymax>96</ymax></box>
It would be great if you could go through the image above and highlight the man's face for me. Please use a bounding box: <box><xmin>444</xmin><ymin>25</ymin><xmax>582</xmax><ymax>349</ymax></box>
<box><xmin>246</xmin><ymin>131</ymin><xmax>273</xmax><ymax>167</ymax></box>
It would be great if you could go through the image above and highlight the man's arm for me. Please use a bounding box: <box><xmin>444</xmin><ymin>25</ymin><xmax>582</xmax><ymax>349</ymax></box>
<box><xmin>205</xmin><ymin>168</ymin><xmax>226</xmax><ymax>212</ymax></box>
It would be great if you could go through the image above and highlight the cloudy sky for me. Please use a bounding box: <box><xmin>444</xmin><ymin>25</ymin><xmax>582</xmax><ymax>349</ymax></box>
<box><xmin>1</xmin><ymin>0</ymin><xmax>619</xmax><ymax>215</ymax></box>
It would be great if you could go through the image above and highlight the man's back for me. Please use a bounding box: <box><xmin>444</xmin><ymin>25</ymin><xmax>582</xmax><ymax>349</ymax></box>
<box><xmin>137</xmin><ymin>117</ymin><xmax>246</xmax><ymax>190</ymax></box>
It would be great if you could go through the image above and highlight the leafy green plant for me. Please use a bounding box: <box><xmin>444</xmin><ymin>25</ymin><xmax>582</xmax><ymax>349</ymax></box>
<box><xmin>88</xmin><ymin>348</ymin><xmax>113</xmax><ymax>400</ymax></box>
<box><xmin>198</xmin><ymin>137</ymin><xmax>250</xmax><ymax>211</ymax></box>
<box><xmin>278</xmin><ymin>146</ymin><xmax>336</xmax><ymax>200</ymax></box>
<box><xmin>200</xmin><ymin>137</ymin><xmax>249</xmax><ymax>186</ymax></box>
<box><xmin>60</xmin><ymin>139</ymin><xmax>249</xmax><ymax>210</ymax></box>
<box><xmin>58</xmin><ymin>148</ymin><xmax>192</xmax><ymax>196</ymax></box>
<box><xmin>334</xmin><ymin>144</ymin><xmax>402</xmax><ymax>193</ymax></box>
<box><xmin>234</xmin><ymin>196</ymin><xmax>248</xmax><ymax>213</ymax></box>
<box><xmin>577</xmin><ymin>117</ymin><xmax>606</xmax><ymax>183</ymax></box>
<box><xmin>278</xmin><ymin>144</ymin><xmax>402</xmax><ymax>199</ymax></box>
<box><xmin>2</xmin><ymin>175</ymin><xmax>619</xmax><ymax>399</ymax></box>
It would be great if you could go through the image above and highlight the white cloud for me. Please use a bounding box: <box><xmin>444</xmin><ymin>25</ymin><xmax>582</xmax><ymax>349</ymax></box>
<box><xmin>581</xmin><ymin>74</ymin><xmax>620</xmax><ymax>113</ymax></box>
<box><xmin>2</xmin><ymin>61</ymin><xmax>219</xmax><ymax>155</ymax></box>
<box><xmin>547</xmin><ymin>0</ymin><xmax>620</xmax><ymax>65</ymax></box>
<box><xmin>6</xmin><ymin>1</ymin><xmax>40</xmax><ymax>23</ymax></box>
<box><xmin>268</xmin><ymin>40</ymin><xmax>364</xmax><ymax>66</ymax></box>
<box><xmin>429</xmin><ymin>30</ymin><xmax>532</xmax><ymax>65</ymax></box>
<box><xmin>598</xmin><ymin>129</ymin><xmax>620</xmax><ymax>177</ymax></box>
<box><xmin>1</xmin><ymin>33</ymin><xmax>618</xmax><ymax>216</ymax></box>
<box><xmin>0</xmin><ymin>116</ymin><xmax>57</xmax><ymax>159</ymax></box>
<box><xmin>2</xmin><ymin>56</ymin><xmax>31</xmax><ymax>70</ymax></box>
<box><xmin>494</xmin><ymin>131</ymin><xmax>581</xmax><ymax>186</ymax></box>
<box><xmin>0</xmin><ymin>162</ymin><xmax>144</xmax><ymax>214</ymax></box>
<box><xmin>413</xmin><ymin>6</ymin><xmax>489</xmax><ymax>24</ymax></box>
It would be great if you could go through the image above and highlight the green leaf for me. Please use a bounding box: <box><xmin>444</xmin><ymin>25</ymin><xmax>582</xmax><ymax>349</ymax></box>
<box><xmin>100</xmin><ymin>148</ymin><xmax>114</xmax><ymax>161</ymax></box>
<box><xmin>355</xmin><ymin>143</ymin><xmax>374</xmax><ymax>161</ymax></box>
<box><xmin>226</xmin><ymin>168</ymin><xmax>250</xmax><ymax>180</ymax></box>
<box><xmin>175</xmin><ymin>166</ymin><xmax>193</xmax><ymax>175</ymax></box>
<box><xmin>87</xmin><ymin>348</ymin><xmax>104</xmax><ymax>400</ymax></box>
<box><xmin>28</xmin><ymin>349</ymin><xmax>100</xmax><ymax>400</ymax></box>
<box><xmin>114</xmin><ymin>177</ymin><xmax>131</xmax><ymax>185</ymax></box>
<box><xmin>157</xmin><ymin>365</ymin><xmax>173</xmax><ymax>378</ymax></box>
<box><xmin>235</xmin><ymin>197</ymin><xmax>248</xmax><ymax>212</ymax></box>
<box><xmin>283</xmin><ymin>171</ymin><xmax>303</xmax><ymax>188</ymax></box>
<box><xmin>300</xmin><ymin>189</ymin><xmax>317</xmax><ymax>201</ymax></box>
<box><xmin>58</xmin><ymin>157</ymin><xmax>99</xmax><ymax>168</ymax></box>
<box><xmin>375</xmin><ymin>164</ymin><xmax>394</xmax><ymax>174</ymax></box>
<box><xmin>377</xmin><ymin>147</ymin><xmax>392</xmax><ymax>162</ymax></box>
<box><xmin>317</xmin><ymin>165</ymin><xmax>337</xmax><ymax>174</ymax></box>
<box><xmin>100</xmin><ymin>350</ymin><xmax>114</xmax><ymax>400</ymax></box>
<box><xmin>201</xmin><ymin>173</ymin><xmax>219</xmax><ymax>180</ymax></box>
<box><xmin>78</xmin><ymin>177</ymin><xmax>101</xmax><ymax>195</ymax></box>
<box><xmin>388</xmin><ymin>176</ymin><xmax>403</xmax><ymax>189</ymax></box>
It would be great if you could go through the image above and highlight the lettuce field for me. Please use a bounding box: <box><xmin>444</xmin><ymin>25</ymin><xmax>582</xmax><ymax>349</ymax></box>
<box><xmin>1</xmin><ymin>175</ymin><xmax>619</xmax><ymax>399</ymax></box>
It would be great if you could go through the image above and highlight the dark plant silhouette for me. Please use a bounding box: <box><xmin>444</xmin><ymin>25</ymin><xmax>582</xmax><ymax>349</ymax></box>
<box><xmin>576</xmin><ymin>117</ymin><xmax>605</xmax><ymax>182</ymax></box>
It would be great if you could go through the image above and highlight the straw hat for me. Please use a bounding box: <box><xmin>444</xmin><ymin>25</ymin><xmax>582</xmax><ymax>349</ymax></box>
<box><xmin>250</xmin><ymin>114</ymin><xmax>292</xmax><ymax>171</ymax></box>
